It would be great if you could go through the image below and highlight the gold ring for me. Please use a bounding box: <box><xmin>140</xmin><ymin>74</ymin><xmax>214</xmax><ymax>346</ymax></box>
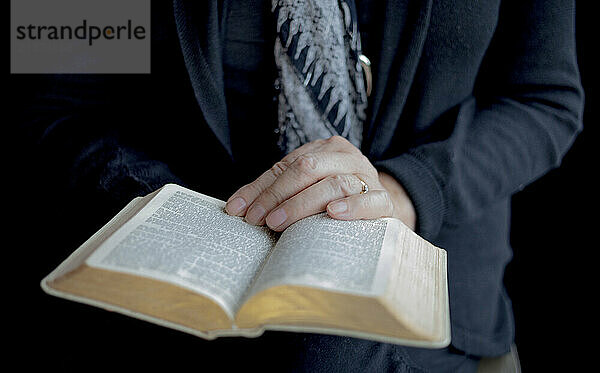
<box><xmin>357</xmin><ymin>176</ymin><xmax>369</xmax><ymax>194</ymax></box>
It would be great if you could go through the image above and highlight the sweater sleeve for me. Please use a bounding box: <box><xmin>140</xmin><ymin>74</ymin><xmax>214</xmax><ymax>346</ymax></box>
<box><xmin>19</xmin><ymin>74</ymin><xmax>184</xmax><ymax>210</ymax></box>
<box><xmin>374</xmin><ymin>0</ymin><xmax>584</xmax><ymax>240</ymax></box>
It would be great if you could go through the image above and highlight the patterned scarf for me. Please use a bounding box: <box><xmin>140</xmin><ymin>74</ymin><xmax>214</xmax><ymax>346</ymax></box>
<box><xmin>272</xmin><ymin>0</ymin><xmax>368</xmax><ymax>154</ymax></box>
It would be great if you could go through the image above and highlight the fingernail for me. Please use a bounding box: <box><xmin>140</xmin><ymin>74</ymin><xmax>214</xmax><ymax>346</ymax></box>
<box><xmin>246</xmin><ymin>204</ymin><xmax>266</xmax><ymax>225</ymax></box>
<box><xmin>267</xmin><ymin>208</ymin><xmax>287</xmax><ymax>228</ymax></box>
<box><xmin>226</xmin><ymin>197</ymin><xmax>246</xmax><ymax>215</ymax></box>
<box><xmin>328</xmin><ymin>201</ymin><xmax>348</xmax><ymax>215</ymax></box>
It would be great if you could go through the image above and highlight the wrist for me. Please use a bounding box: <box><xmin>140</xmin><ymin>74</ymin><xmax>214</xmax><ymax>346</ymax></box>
<box><xmin>378</xmin><ymin>171</ymin><xmax>417</xmax><ymax>230</ymax></box>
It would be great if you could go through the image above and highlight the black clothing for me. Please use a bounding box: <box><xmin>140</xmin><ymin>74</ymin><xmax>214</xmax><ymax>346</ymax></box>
<box><xmin>16</xmin><ymin>0</ymin><xmax>583</xmax><ymax>370</ymax></box>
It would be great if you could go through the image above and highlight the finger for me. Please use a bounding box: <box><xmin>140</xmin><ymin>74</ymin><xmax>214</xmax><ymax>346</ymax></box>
<box><xmin>225</xmin><ymin>136</ymin><xmax>356</xmax><ymax>216</ymax></box>
<box><xmin>245</xmin><ymin>152</ymin><xmax>368</xmax><ymax>225</ymax></box>
<box><xmin>264</xmin><ymin>174</ymin><xmax>366</xmax><ymax>231</ymax></box>
<box><xmin>225</xmin><ymin>160</ymin><xmax>290</xmax><ymax>216</ymax></box>
<box><xmin>326</xmin><ymin>189</ymin><xmax>395</xmax><ymax>220</ymax></box>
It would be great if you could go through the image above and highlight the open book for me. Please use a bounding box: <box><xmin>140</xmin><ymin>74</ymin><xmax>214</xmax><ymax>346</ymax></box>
<box><xmin>41</xmin><ymin>184</ymin><xmax>450</xmax><ymax>348</ymax></box>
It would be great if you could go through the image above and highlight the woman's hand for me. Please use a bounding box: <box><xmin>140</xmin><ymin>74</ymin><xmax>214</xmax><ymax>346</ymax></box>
<box><xmin>225</xmin><ymin>136</ymin><xmax>416</xmax><ymax>231</ymax></box>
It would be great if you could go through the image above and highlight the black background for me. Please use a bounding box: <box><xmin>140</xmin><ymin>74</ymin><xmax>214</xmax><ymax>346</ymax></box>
<box><xmin>7</xmin><ymin>1</ymin><xmax>597</xmax><ymax>371</ymax></box>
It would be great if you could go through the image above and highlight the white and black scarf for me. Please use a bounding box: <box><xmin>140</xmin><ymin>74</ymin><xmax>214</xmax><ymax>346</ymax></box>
<box><xmin>272</xmin><ymin>0</ymin><xmax>368</xmax><ymax>154</ymax></box>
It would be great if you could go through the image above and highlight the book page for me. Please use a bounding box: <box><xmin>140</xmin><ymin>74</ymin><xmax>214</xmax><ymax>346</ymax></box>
<box><xmin>247</xmin><ymin>213</ymin><xmax>389</xmax><ymax>298</ymax></box>
<box><xmin>86</xmin><ymin>184</ymin><xmax>278</xmax><ymax>318</ymax></box>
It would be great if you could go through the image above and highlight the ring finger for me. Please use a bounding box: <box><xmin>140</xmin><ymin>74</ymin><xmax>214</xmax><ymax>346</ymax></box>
<box><xmin>264</xmin><ymin>173</ymin><xmax>369</xmax><ymax>231</ymax></box>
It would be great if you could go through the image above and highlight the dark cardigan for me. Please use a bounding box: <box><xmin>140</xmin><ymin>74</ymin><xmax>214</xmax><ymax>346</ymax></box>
<box><xmin>18</xmin><ymin>0</ymin><xmax>583</xmax><ymax>361</ymax></box>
